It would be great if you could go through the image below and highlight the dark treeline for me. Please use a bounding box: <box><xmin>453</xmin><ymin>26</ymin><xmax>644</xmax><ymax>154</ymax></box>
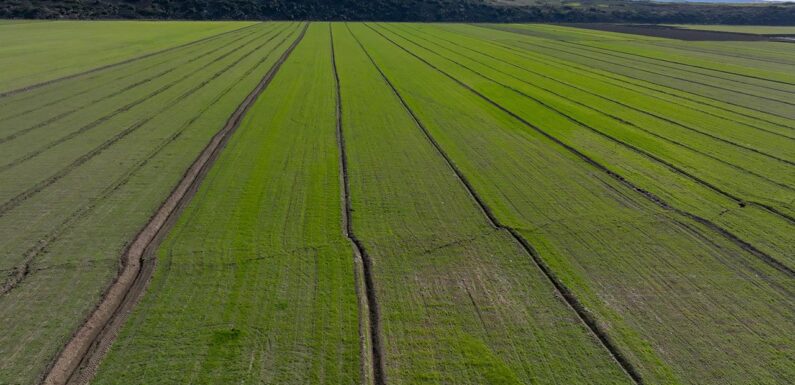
<box><xmin>2</xmin><ymin>0</ymin><xmax>795</xmax><ymax>24</ymax></box>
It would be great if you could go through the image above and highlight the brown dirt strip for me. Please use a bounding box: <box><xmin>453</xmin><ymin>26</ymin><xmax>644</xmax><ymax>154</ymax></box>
<box><xmin>488</xmin><ymin>36</ymin><xmax>795</xmax><ymax>130</ymax></box>
<box><xmin>399</xmin><ymin>25</ymin><xmax>795</xmax><ymax>148</ymax></box>
<box><xmin>388</xmin><ymin>25</ymin><xmax>795</xmax><ymax>189</ymax></box>
<box><xmin>0</xmin><ymin>25</ymin><xmax>292</xmax><ymax>218</ymax></box>
<box><xmin>330</xmin><ymin>25</ymin><xmax>384</xmax><ymax>385</ymax></box>
<box><xmin>0</xmin><ymin>23</ymin><xmax>262</xmax><ymax>99</ymax></box>
<box><xmin>0</xmin><ymin>24</ymin><xmax>280</xmax><ymax>173</ymax></box>
<box><xmin>516</xmin><ymin>39</ymin><xmax>795</xmax><ymax>108</ymax></box>
<box><xmin>483</xmin><ymin>38</ymin><xmax>795</xmax><ymax>133</ymax></box>
<box><xmin>40</xmin><ymin>22</ymin><xmax>309</xmax><ymax>385</ymax></box>
<box><xmin>367</xmin><ymin>22</ymin><xmax>795</xmax><ymax>280</ymax></box>
<box><xmin>353</xmin><ymin>22</ymin><xmax>645</xmax><ymax>385</ymax></box>
<box><xmin>0</xmin><ymin>24</ymin><xmax>300</xmax><ymax>298</ymax></box>
<box><xmin>556</xmin><ymin>23</ymin><xmax>772</xmax><ymax>42</ymax></box>
<box><xmin>0</xmin><ymin>24</ymin><xmax>267</xmax><ymax>145</ymax></box>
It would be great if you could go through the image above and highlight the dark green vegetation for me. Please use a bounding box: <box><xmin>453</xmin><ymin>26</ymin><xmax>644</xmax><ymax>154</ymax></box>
<box><xmin>4</xmin><ymin>0</ymin><xmax>795</xmax><ymax>24</ymax></box>
<box><xmin>1</xmin><ymin>20</ymin><xmax>793</xmax><ymax>385</ymax></box>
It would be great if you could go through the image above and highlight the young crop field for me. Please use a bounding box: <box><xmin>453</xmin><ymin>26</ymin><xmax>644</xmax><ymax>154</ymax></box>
<box><xmin>0</xmin><ymin>19</ymin><xmax>793</xmax><ymax>385</ymax></box>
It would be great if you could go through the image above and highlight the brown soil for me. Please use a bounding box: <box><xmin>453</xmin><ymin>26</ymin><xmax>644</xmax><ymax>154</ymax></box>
<box><xmin>40</xmin><ymin>22</ymin><xmax>309</xmax><ymax>385</ymax></box>
<box><xmin>560</xmin><ymin>23</ymin><xmax>774</xmax><ymax>41</ymax></box>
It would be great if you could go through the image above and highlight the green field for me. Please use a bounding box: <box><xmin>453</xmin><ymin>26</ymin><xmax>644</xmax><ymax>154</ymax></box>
<box><xmin>1</xmin><ymin>20</ymin><xmax>793</xmax><ymax>385</ymax></box>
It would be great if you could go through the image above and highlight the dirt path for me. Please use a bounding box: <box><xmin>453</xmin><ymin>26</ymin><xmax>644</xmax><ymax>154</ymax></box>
<box><xmin>40</xmin><ymin>22</ymin><xmax>309</xmax><ymax>385</ymax></box>
<box><xmin>0</xmin><ymin>23</ymin><xmax>261</xmax><ymax>99</ymax></box>
<box><xmin>330</xmin><ymin>25</ymin><xmax>384</xmax><ymax>385</ymax></box>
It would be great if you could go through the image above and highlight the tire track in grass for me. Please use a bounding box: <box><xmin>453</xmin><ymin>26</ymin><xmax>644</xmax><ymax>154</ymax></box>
<box><xmin>0</xmin><ymin>23</ymin><xmax>262</xmax><ymax>98</ymax></box>
<box><xmin>40</xmin><ymin>22</ymin><xmax>309</xmax><ymax>385</ymax></box>
<box><xmin>381</xmin><ymin>24</ymin><xmax>795</xmax><ymax>222</ymax></box>
<box><xmin>478</xmin><ymin>35</ymin><xmax>795</xmax><ymax>130</ymax></box>
<box><xmin>0</xmin><ymin>24</ymin><xmax>283</xmax><ymax>173</ymax></box>
<box><xmin>0</xmin><ymin>23</ymin><xmax>300</xmax><ymax>297</ymax></box>
<box><xmin>0</xmin><ymin>25</ymin><xmax>293</xmax><ymax>217</ymax></box>
<box><xmin>0</xmin><ymin>24</ymin><xmax>269</xmax><ymax>145</ymax></box>
<box><xmin>330</xmin><ymin>25</ymin><xmax>383</xmax><ymax>385</ymax></box>
<box><xmin>0</xmin><ymin>24</ymin><xmax>263</xmax><ymax>123</ymax></box>
<box><xmin>349</xmin><ymin>22</ymin><xmax>644</xmax><ymax>385</ymax></box>
<box><xmin>397</xmin><ymin>25</ymin><xmax>795</xmax><ymax>161</ymax></box>
<box><xmin>365</xmin><ymin>23</ymin><xmax>795</xmax><ymax>281</ymax></box>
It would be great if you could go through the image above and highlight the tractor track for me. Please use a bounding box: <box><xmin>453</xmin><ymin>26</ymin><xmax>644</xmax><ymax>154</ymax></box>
<box><xmin>353</xmin><ymin>22</ymin><xmax>645</xmax><ymax>385</ymax></box>
<box><xmin>380</xmin><ymin>25</ymin><xmax>795</xmax><ymax>223</ymax></box>
<box><xmin>0</xmin><ymin>24</ymin><xmax>269</xmax><ymax>145</ymax></box>
<box><xmin>367</xmin><ymin>22</ymin><xmax>795</xmax><ymax>281</ymax></box>
<box><xmin>0</xmin><ymin>24</ymin><xmax>293</xmax><ymax>217</ymax></box>
<box><xmin>0</xmin><ymin>23</ymin><xmax>262</xmax><ymax>99</ymax></box>
<box><xmin>331</xmin><ymin>25</ymin><xmax>385</xmax><ymax>385</ymax></box>
<box><xmin>40</xmin><ymin>22</ymin><xmax>308</xmax><ymax>385</ymax></box>
<box><xmin>0</xmin><ymin>24</ymin><xmax>297</xmax><ymax>298</ymax></box>
<box><xmin>0</xmin><ymin>24</ymin><xmax>282</xmax><ymax>173</ymax></box>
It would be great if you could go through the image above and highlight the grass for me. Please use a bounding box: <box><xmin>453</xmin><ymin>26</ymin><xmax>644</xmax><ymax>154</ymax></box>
<box><xmin>350</xmin><ymin>22</ymin><xmax>794</xmax><ymax>384</ymax></box>
<box><xmin>92</xmin><ymin>24</ymin><xmax>361</xmax><ymax>384</ymax></box>
<box><xmin>0</xmin><ymin>20</ymin><xmax>255</xmax><ymax>93</ymax></box>
<box><xmin>0</xmin><ymin>21</ymin><xmax>301</xmax><ymax>384</ymax></box>
<box><xmin>334</xmin><ymin>23</ymin><xmax>631</xmax><ymax>384</ymax></box>
<box><xmin>1</xmin><ymin>20</ymin><xmax>793</xmax><ymax>385</ymax></box>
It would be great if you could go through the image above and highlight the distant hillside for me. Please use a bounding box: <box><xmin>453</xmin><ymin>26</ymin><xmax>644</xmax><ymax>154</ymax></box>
<box><xmin>3</xmin><ymin>0</ymin><xmax>795</xmax><ymax>24</ymax></box>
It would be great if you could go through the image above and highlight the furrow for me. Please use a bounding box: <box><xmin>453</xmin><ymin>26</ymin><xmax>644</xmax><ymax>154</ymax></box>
<box><xmin>330</xmin><ymin>24</ymin><xmax>385</xmax><ymax>385</ymax></box>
